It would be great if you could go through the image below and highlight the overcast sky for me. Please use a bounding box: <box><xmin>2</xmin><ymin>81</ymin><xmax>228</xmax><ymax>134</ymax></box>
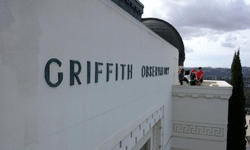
<box><xmin>140</xmin><ymin>0</ymin><xmax>250</xmax><ymax>68</ymax></box>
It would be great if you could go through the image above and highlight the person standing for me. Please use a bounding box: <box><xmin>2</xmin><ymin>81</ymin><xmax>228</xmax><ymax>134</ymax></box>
<box><xmin>195</xmin><ymin>67</ymin><xmax>204</xmax><ymax>86</ymax></box>
<box><xmin>190</xmin><ymin>69</ymin><xmax>196</xmax><ymax>86</ymax></box>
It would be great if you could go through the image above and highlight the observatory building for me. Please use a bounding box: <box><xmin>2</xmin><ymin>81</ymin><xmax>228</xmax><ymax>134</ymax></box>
<box><xmin>0</xmin><ymin>0</ymin><xmax>232</xmax><ymax>150</ymax></box>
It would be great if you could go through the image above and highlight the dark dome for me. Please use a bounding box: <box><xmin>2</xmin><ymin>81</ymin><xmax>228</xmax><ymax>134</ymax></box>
<box><xmin>141</xmin><ymin>18</ymin><xmax>185</xmax><ymax>66</ymax></box>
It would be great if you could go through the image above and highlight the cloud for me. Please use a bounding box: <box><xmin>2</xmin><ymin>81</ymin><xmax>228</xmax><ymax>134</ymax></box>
<box><xmin>140</xmin><ymin>0</ymin><xmax>250</xmax><ymax>67</ymax></box>
<box><xmin>177</xmin><ymin>27</ymin><xmax>205</xmax><ymax>40</ymax></box>
<box><xmin>142</xmin><ymin>0</ymin><xmax>250</xmax><ymax>39</ymax></box>
<box><xmin>162</xmin><ymin>0</ymin><xmax>250</xmax><ymax>31</ymax></box>
<box><xmin>221</xmin><ymin>42</ymin><xmax>235</xmax><ymax>48</ymax></box>
<box><xmin>220</xmin><ymin>33</ymin><xmax>238</xmax><ymax>48</ymax></box>
<box><xmin>185</xmin><ymin>46</ymin><xmax>194</xmax><ymax>53</ymax></box>
<box><xmin>218</xmin><ymin>31</ymin><xmax>250</xmax><ymax>50</ymax></box>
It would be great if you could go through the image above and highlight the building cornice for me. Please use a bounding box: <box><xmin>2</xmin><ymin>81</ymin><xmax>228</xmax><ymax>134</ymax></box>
<box><xmin>172</xmin><ymin>81</ymin><xmax>232</xmax><ymax>100</ymax></box>
<box><xmin>111</xmin><ymin>0</ymin><xmax>144</xmax><ymax>21</ymax></box>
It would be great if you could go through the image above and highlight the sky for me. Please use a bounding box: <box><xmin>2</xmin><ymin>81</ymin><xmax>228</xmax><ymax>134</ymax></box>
<box><xmin>139</xmin><ymin>0</ymin><xmax>250</xmax><ymax>68</ymax></box>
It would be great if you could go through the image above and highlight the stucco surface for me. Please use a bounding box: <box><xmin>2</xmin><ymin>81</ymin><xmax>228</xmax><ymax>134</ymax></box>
<box><xmin>0</xmin><ymin>0</ymin><xmax>178</xmax><ymax>149</ymax></box>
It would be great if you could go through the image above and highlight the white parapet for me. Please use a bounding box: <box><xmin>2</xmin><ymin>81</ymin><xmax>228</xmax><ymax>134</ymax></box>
<box><xmin>171</xmin><ymin>80</ymin><xmax>232</xmax><ymax>150</ymax></box>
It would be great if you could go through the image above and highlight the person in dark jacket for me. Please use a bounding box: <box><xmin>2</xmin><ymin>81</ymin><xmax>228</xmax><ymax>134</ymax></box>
<box><xmin>178</xmin><ymin>68</ymin><xmax>189</xmax><ymax>85</ymax></box>
<box><xmin>189</xmin><ymin>69</ymin><xmax>196</xmax><ymax>86</ymax></box>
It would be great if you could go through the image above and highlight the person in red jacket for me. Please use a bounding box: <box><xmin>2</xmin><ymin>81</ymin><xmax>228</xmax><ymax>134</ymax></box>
<box><xmin>195</xmin><ymin>67</ymin><xmax>204</xmax><ymax>86</ymax></box>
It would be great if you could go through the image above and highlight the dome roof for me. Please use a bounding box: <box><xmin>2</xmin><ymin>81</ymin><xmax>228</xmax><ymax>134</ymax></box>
<box><xmin>141</xmin><ymin>18</ymin><xmax>185</xmax><ymax>66</ymax></box>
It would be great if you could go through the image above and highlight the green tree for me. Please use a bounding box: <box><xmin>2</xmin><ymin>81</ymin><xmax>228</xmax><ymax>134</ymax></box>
<box><xmin>245</xmin><ymin>89</ymin><xmax>250</xmax><ymax>108</ymax></box>
<box><xmin>227</xmin><ymin>50</ymin><xmax>247</xmax><ymax>150</ymax></box>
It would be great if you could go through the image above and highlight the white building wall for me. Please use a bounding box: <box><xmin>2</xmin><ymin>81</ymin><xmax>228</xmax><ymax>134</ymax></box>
<box><xmin>171</xmin><ymin>81</ymin><xmax>232</xmax><ymax>150</ymax></box>
<box><xmin>0</xmin><ymin>0</ymin><xmax>178</xmax><ymax>150</ymax></box>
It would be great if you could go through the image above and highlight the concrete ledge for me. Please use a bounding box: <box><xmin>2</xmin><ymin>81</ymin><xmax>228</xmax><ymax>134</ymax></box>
<box><xmin>172</xmin><ymin>80</ymin><xmax>232</xmax><ymax>100</ymax></box>
<box><xmin>201</xmin><ymin>80</ymin><xmax>232</xmax><ymax>87</ymax></box>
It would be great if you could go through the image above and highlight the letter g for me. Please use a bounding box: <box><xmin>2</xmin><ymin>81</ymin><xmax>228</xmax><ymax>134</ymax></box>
<box><xmin>44</xmin><ymin>58</ymin><xmax>63</xmax><ymax>87</ymax></box>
